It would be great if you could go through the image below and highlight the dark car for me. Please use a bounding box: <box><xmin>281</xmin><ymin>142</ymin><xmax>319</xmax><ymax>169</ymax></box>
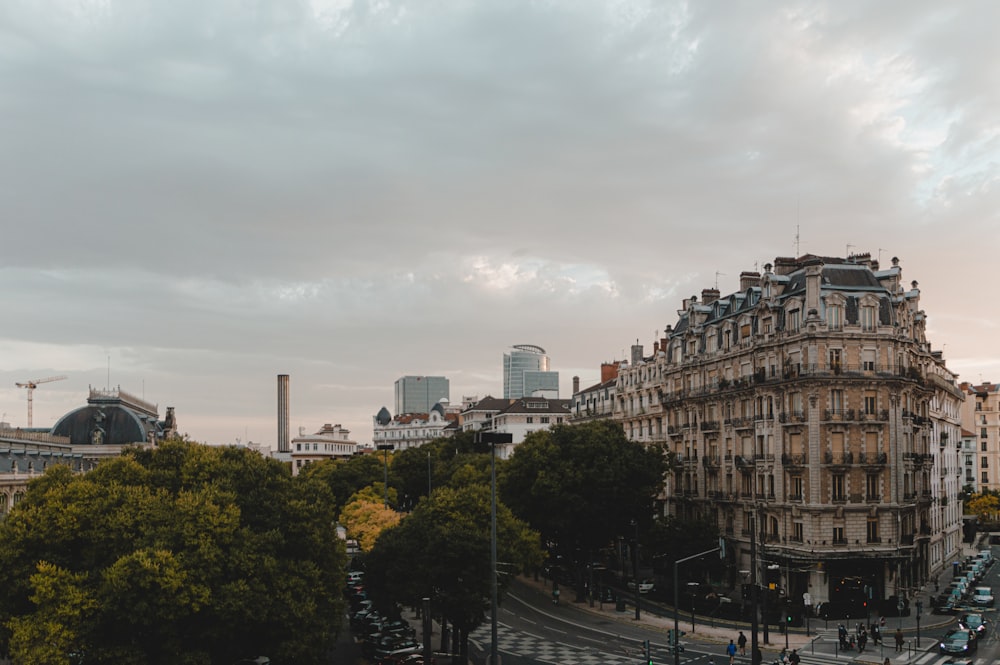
<box><xmin>958</xmin><ymin>614</ymin><xmax>988</xmax><ymax>636</ymax></box>
<box><xmin>939</xmin><ymin>629</ymin><xmax>978</xmax><ymax>655</ymax></box>
<box><xmin>373</xmin><ymin>636</ymin><xmax>423</xmax><ymax>660</ymax></box>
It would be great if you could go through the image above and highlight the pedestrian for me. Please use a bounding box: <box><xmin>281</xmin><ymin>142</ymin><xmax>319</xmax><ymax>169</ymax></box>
<box><xmin>727</xmin><ymin>639</ymin><xmax>737</xmax><ymax>665</ymax></box>
<box><xmin>738</xmin><ymin>630</ymin><xmax>747</xmax><ymax>656</ymax></box>
<box><xmin>883</xmin><ymin>659</ymin><xmax>890</xmax><ymax>665</ymax></box>
<box><xmin>858</xmin><ymin>629</ymin><xmax>867</xmax><ymax>653</ymax></box>
<box><xmin>871</xmin><ymin>622</ymin><xmax>881</xmax><ymax>646</ymax></box>
<box><xmin>894</xmin><ymin>627</ymin><xmax>904</xmax><ymax>652</ymax></box>
<box><xmin>789</xmin><ymin>648</ymin><xmax>800</xmax><ymax>665</ymax></box>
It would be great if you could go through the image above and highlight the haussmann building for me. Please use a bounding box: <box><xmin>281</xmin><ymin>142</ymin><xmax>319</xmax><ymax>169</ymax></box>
<box><xmin>615</xmin><ymin>253</ymin><xmax>963</xmax><ymax>617</ymax></box>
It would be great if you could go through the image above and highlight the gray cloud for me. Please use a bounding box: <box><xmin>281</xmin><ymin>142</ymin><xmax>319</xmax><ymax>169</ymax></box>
<box><xmin>2</xmin><ymin>0</ymin><xmax>998</xmax><ymax>442</ymax></box>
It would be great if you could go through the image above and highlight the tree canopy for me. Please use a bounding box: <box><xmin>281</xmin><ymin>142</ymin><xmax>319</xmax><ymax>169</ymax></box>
<box><xmin>0</xmin><ymin>440</ymin><xmax>344</xmax><ymax>665</ymax></box>
<box><xmin>499</xmin><ymin>420</ymin><xmax>666</xmax><ymax>559</ymax></box>
<box><xmin>365</xmin><ymin>483</ymin><xmax>544</xmax><ymax>662</ymax></box>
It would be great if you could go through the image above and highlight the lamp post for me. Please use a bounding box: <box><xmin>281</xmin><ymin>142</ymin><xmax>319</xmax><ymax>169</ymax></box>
<box><xmin>376</xmin><ymin>444</ymin><xmax>394</xmax><ymax>507</ymax></box>
<box><xmin>478</xmin><ymin>431</ymin><xmax>512</xmax><ymax>665</ymax></box>
<box><xmin>631</xmin><ymin>519</ymin><xmax>641</xmax><ymax>621</ymax></box>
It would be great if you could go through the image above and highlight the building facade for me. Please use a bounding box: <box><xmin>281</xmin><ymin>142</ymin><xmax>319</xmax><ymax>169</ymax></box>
<box><xmin>615</xmin><ymin>254</ymin><xmax>962</xmax><ymax>614</ymax></box>
<box><xmin>959</xmin><ymin>382</ymin><xmax>1000</xmax><ymax>492</ymax></box>
<box><xmin>570</xmin><ymin>363</ymin><xmax>621</xmax><ymax>423</ymax></box>
<box><xmin>503</xmin><ymin>344</ymin><xmax>559</xmax><ymax>399</ymax></box>
<box><xmin>372</xmin><ymin>403</ymin><xmax>458</xmax><ymax>450</ymax></box>
<box><xmin>394</xmin><ymin>376</ymin><xmax>450</xmax><ymax>415</ymax></box>
<box><xmin>290</xmin><ymin>423</ymin><xmax>359</xmax><ymax>475</ymax></box>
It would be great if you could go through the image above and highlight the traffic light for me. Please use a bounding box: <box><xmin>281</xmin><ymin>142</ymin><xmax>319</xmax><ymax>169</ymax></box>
<box><xmin>667</xmin><ymin>630</ymin><xmax>674</xmax><ymax>646</ymax></box>
<box><xmin>644</xmin><ymin>639</ymin><xmax>652</xmax><ymax>665</ymax></box>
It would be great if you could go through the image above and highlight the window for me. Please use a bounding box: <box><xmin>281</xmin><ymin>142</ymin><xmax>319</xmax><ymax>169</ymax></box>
<box><xmin>832</xmin><ymin>474</ymin><xmax>846</xmax><ymax>501</ymax></box>
<box><xmin>788</xmin><ymin>309</ymin><xmax>801</xmax><ymax>331</ymax></box>
<box><xmin>983</xmin><ymin>456</ymin><xmax>989</xmax><ymax>468</ymax></box>
<box><xmin>860</xmin><ymin>306</ymin><xmax>876</xmax><ymax>331</ymax></box>
<box><xmin>867</xmin><ymin>518</ymin><xmax>879</xmax><ymax>543</ymax></box>
<box><xmin>866</xmin><ymin>474</ymin><xmax>879</xmax><ymax>501</ymax></box>
<box><xmin>831</xmin><ymin>389</ymin><xmax>844</xmax><ymax>413</ymax></box>
<box><xmin>827</xmin><ymin>305</ymin><xmax>843</xmax><ymax>330</ymax></box>
<box><xmin>984</xmin><ymin>441</ymin><xmax>988</xmax><ymax>452</ymax></box>
<box><xmin>864</xmin><ymin>392</ymin><xmax>877</xmax><ymax>415</ymax></box>
<box><xmin>741</xmin><ymin>472</ymin><xmax>752</xmax><ymax>495</ymax></box>
<box><xmin>792</xmin><ymin>521</ymin><xmax>803</xmax><ymax>542</ymax></box>
<box><xmin>789</xmin><ymin>475</ymin><xmax>803</xmax><ymax>500</ymax></box>
<box><xmin>526</xmin><ymin>417</ymin><xmax>533</xmax><ymax>424</ymax></box>
<box><xmin>983</xmin><ymin>471</ymin><xmax>989</xmax><ymax>484</ymax></box>
<box><xmin>829</xmin><ymin>348</ymin><xmax>842</xmax><ymax>372</ymax></box>
<box><xmin>983</xmin><ymin>428</ymin><xmax>988</xmax><ymax>438</ymax></box>
<box><xmin>833</xmin><ymin>526</ymin><xmax>846</xmax><ymax>544</ymax></box>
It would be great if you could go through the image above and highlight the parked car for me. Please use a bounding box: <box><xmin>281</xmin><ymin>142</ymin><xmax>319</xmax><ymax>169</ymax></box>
<box><xmin>939</xmin><ymin>629</ymin><xmax>978</xmax><ymax>656</ymax></box>
<box><xmin>373</xmin><ymin>636</ymin><xmax>423</xmax><ymax>660</ymax></box>
<box><xmin>972</xmin><ymin>587</ymin><xmax>994</xmax><ymax>607</ymax></box>
<box><xmin>958</xmin><ymin>613</ymin><xmax>989</xmax><ymax>636</ymax></box>
<box><xmin>627</xmin><ymin>578</ymin><xmax>655</xmax><ymax>594</ymax></box>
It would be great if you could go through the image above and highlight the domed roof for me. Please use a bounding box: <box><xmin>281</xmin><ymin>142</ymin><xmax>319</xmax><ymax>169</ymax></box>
<box><xmin>375</xmin><ymin>406</ymin><xmax>392</xmax><ymax>425</ymax></box>
<box><xmin>50</xmin><ymin>388</ymin><xmax>173</xmax><ymax>446</ymax></box>
<box><xmin>430</xmin><ymin>401</ymin><xmax>446</xmax><ymax>416</ymax></box>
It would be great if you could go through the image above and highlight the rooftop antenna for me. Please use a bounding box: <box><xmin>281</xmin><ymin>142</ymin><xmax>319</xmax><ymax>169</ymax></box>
<box><xmin>715</xmin><ymin>271</ymin><xmax>725</xmax><ymax>289</ymax></box>
<box><xmin>794</xmin><ymin>224</ymin><xmax>801</xmax><ymax>256</ymax></box>
<box><xmin>107</xmin><ymin>354</ymin><xmax>111</xmax><ymax>390</ymax></box>
<box><xmin>846</xmin><ymin>243</ymin><xmax>855</xmax><ymax>258</ymax></box>
<box><xmin>878</xmin><ymin>248</ymin><xmax>886</xmax><ymax>264</ymax></box>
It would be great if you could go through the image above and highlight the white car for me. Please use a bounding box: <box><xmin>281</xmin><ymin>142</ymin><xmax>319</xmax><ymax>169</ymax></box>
<box><xmin>628</xmin><ymin>578</ymin><xmax>655</xmax><ymax>594</ymax></box>
<box><xmin>972</xmin><ymin>587</ymin><xmax>994</xmax><ymax>607</ymax></box>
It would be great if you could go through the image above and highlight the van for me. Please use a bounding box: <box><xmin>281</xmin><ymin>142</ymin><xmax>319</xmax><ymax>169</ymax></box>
<box><xmin>347</xmin><ymin>571</ymin><xmax>365</xmax><ymax>584</ymax></box>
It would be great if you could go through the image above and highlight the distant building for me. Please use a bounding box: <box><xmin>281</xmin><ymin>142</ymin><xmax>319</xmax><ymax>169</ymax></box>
<box><xmin>960</xmin><ymin>381</ymin><xmax>1000</xmax><ymax>491</ymax></box>
<box><xmin>570</xmin><ymin>362</ymin><xmax>621</xmax><ymax>423</ymax></box>
<box><xmin>395</xmin><ymin>375</ymin><xmax>450</xmax><ymax>415</ymax></box>
<box><xmin>372</xmin><ymin>403</ymin><xmax>459</xmax><ymax>450</ymax></box>
<box><xmin>290</xmin><ymin>423</ymin><xmax>359</xmax><ymax>475</ymax></box>
<box><xmin>503</xmin><ymin>344</ymin><xmax>559</xmax><ymax>399</ymax></box>
<box><xmin>959</xmin><ymin>428</ymin><xmax>978</xmax><ymax>490</ymax></box>
<box><xmin>1</xmin><ymin>426</ymin><xmax>86</xmax><ymax>516</ymax></box>
<box><xmin>459</xmin><ymin>396</ymin><xmax>514</xmax><ymax>432</ymax></box>
<box><xmin>490</xmin><ymin>397</ymin><xmax>572</xmax><ymax>458</ymax></box>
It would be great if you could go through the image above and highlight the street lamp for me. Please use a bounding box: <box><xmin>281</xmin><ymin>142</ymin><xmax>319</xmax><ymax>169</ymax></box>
<box><xmin>477</xmin><ymin>431</ymin><xmax>512</xmax><ymax>665</ymax></box>
<box><xmin>376</xmin><ymin>444</ymin><xmax>394</xmax><ymax>507</ymax></box>
<box><xmin>631</xmin><ymin>519</ymin><xmax>641</xmax><ymax>621</ymax></box>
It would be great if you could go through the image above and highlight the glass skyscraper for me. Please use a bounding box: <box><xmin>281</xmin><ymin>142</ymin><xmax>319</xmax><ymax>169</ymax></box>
<box><xmin>503</xmin><ymin>344</ymin><xmax>559</xmax><ymax>399</ymax></box>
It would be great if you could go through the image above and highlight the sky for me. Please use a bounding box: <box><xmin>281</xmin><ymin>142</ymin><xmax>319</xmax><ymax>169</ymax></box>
<box><xmin>2</xmin><ymin>0</ymin><xmax>999</xmax><ymax>446</ymax></box>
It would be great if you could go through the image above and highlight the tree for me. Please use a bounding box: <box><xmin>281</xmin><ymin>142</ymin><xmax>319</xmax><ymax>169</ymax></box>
<box><xmin>0</xmin><ymin>440</ymin><xmax>344</xmax><ymax>665</ymax></box>
<box><xmin>499</xmin><ymin>421</ymin><xmax>666</xmax><ymax>560</ymax></box>
<box><xmin>966</xmin><ymin>492</ymin><xmax>1000</xmax><ymax>522</ymax></box>
<box><xmin>366</xmin><ymin>484</ymin><xmax>544</xmax><ymax>663</ymax></box>
<box><xmin>339</xmin><ymin>485</ymin><xmax>402</xmax><ymax>551</ymax></box>
<box><xmin>299</xmin><ymin>452</ymin><xmax>386</xmax><ymax>514</ymax></box>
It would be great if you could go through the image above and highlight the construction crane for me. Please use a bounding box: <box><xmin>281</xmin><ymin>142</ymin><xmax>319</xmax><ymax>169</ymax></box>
<box><xmin>15</xmin><ymin>375</ymin><xmax>67</xmax><ymax>428</ymax></box>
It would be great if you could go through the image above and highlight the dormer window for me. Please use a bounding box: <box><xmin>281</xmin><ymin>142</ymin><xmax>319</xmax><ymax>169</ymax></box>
<box><xmin>788</xmin><ymin>309</ymin><xmax>801</xmax><ymax>331</ymax></box>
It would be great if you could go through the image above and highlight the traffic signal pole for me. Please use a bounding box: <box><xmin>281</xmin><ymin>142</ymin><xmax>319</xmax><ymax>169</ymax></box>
<box><xmin>673</xmin><ymin>544</ymin><xmax>722</xmax><ymax>665</ymax></box>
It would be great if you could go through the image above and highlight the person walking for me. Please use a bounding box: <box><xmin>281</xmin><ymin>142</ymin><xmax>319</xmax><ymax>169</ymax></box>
<box><xmin>788</xmin><ymin>649</ymin><xmax>800</xmax><ymax>665</ymax></box>
<box><xmin>894</xmin><ymin>627</ymin><xmax>904</xmax><ymax>652</ymax></box>
<box><xmin>883</xmin><ymin>658</ymin><xmax>891</xmax><ymax>665</ymax></box>
<box><xmin>727</xmin><ymin>639</ymin><xmax>737</xmax><ymax>665</ymax></box>
<box><xmin>738</xmin><ymin>631</ymin><xmax>747</xmax><ymax>656</ymax></box>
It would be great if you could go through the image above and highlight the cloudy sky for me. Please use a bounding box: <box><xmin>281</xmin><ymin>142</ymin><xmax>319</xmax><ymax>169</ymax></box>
<box><xmin>2</xmin><ymin>0</ymin><xmax>998</xmax><ymax>446</ymax></box>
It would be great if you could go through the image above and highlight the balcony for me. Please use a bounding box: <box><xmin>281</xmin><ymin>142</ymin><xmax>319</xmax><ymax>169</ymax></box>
<box><xmin>824</xmin><ymin>451</ymin><xmax>854</xmax><ymax>465</ymax></box>
<box><xmin>734</xmin><ymin>455</ymin><xmax>754</xmax><ymax>469</ymax></box>
<box><xmin>779</xmin><ymin>410</ymin><xmax>807</xmax><ymax>424</ymax></box>
<box><xmin>702</xmin><ymin>455</ymin><xmax>721</xmax><ymax>469</ymax></box>
<box><xmin>781</xmin><ymin>453</ymin><xmax>807</xmax><ymax>466</ymax></box>
<box><xmin>824</xmin><ymin>408</ymin><xmax>855</xmax><ymax>421</ymax></box>
<box><xmin>787</xmin><ymin>493</ymin><xmax>803</xmax><ymax>502</ymax></box>
<box><xmin>858</xmin><ymin>451</ymin><xmax>888</xmax><ymax>465</ymax></box>
<box><xmin>700</xmin><ymin>420</ymin><xmax>721</xmax><ymax>432</ymax></box>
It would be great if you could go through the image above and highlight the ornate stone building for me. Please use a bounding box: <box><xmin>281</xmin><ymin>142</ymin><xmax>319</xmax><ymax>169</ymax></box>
<box><xmin>615</xmin><ymin>253</ymin><xmax>962</xmax><ymax>614</ymax></box>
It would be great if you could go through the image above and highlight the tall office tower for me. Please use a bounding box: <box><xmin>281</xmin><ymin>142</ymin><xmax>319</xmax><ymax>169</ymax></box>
<box><xmin>503</xmin><ymin>344</ymin><xmax>559</xmax><ymax>399</ymax></box>
<box><xmin>394</xmin><ymin>375</ymin><xmax>450</xmax><ymax>414</ymax></box>
<box><xmin>277</xmin><ymin>374</ymin><xmax>290</xmax><ymax>452</ymax></box>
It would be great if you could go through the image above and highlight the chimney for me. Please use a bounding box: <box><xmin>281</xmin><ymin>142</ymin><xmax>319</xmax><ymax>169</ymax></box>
<box><xmin>739</xmin><ymin>271</ymin><xmax>761</xmax><ymax>290</ymax></box>
<box><xmin>773</xmin><ymin>257</ymin><xmax>799</xmax><ymax>275</ymax></box>
<box><xmin>573</xmin><ymin>376</ymin><xmax>580</xmax><ymax>394</ymax></box>
<box><xmin>600</xmin><ymin>363</ymin><xmax>619</xmax><ymax>382</ymax></box>
<box><xmin>277</xmin><ymin>374</ymin><xmax>290</xmax><ymax>453</ymax></box>
<box><xmin>701</xmin><ymin>288</ymin><xmax>720</xmax><ymax>304</ymax></box>
<box><xmin>631</xmin><ymin>342</ymin><xmax>644</xmax><ymax>366</ymax></box>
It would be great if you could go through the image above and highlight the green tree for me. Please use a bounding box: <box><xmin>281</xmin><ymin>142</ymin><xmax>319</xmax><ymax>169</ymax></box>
<box><xmin>366</xmin><ymin>484</ymin><xmax>544</xmax><ymax>663</ymax></box>
<box><xmin>0</xmin><ymin>440</ymin><xmax>343</xmax><ymax>665</ymax></box>
<box><xmin>340</xmin><ymin>485</ymin><xmax>402</xmax><ymax>551</ymax></box>
<box><xmin>299</xmin><ymin>452</ymin><xmax>386</xmax><ymax>514</ymax></box>
<box><xmin>499</xmin><ymin>421</ymin><xmax>666</xmax><ymax>560</ymax></box>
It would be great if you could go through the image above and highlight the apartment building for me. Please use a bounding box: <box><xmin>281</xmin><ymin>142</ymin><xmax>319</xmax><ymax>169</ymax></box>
<box><xmin>960</xmin><ymin>382</ymin><xmax>1000</xmax><ymax>491</ymax></box>
<box><xmin>615</xmin><ymin>253</ymin><xmax>962</xmax><ymax>613</ymax></box>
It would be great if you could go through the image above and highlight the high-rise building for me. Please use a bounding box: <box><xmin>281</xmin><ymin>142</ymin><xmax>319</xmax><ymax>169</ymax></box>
<box><xmin>615</xmin><ymin>253</ymin><xmax>962</xmax><ymax>617</ymax></box>
<box><xmin>394</xmin><ymin>376</ymin><xmax>450</xmax><ymax>414</ymax></box>
<box><xmin>503</xmin><ymin>344</ymin><xmax>559</xmax><ymax>399</ymax></box>
<box><xmin>277</xmin><ymin>374</ymin><xmax>290</xmax><ymax>453</ymax></box>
